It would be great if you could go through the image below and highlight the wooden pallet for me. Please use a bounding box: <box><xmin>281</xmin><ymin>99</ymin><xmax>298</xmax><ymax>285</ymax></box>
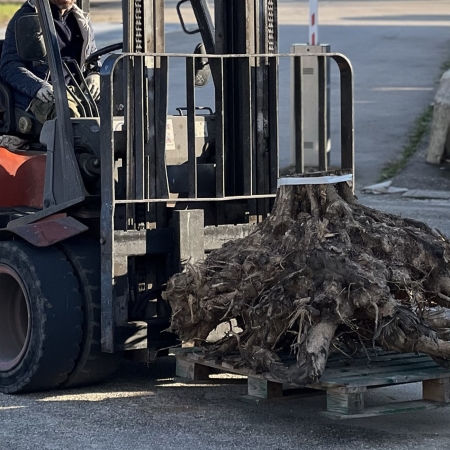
<box><xmin>172</xmin><ymin>348</ymin><xmax>450</xmax><ymax>419</ymax></box>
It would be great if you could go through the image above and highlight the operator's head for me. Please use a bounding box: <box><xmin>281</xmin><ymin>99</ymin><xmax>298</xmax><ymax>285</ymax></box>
<box><xmin>49</xmin><ymin>0</ymin><xmax>75</xmax><ymax>11</ymax></box>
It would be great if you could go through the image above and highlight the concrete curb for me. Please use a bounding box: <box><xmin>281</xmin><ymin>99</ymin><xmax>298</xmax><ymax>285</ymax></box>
<box><xmin>402</xmin><ymin>189</ymin><xmax>450</xmax><ymax>200</ymax></box>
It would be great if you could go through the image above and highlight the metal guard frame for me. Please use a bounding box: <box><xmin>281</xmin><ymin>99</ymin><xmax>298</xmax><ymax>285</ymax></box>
<box><xmin>99</xmin><ymin>51</ymin><xmax>354</xmax><ymax>352</ymax></box>
<box><xmin>99</xmin><ymin>52</ymin><xmax>354</xmax><ymax>194</ymax></box>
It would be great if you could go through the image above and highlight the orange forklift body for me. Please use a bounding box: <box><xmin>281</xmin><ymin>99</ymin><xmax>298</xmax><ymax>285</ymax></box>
<box><xmin>0</xmin><ymin>147</ymin><xmax>45</xmax><ymax>209</ymax></box>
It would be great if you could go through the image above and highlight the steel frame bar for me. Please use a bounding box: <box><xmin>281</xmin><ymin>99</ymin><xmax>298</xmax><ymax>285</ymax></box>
<box><xmin>100</xmin><ymin>53</ymin><xmax>121</xmax><ymax>353</ymax></box>
<box><xmin>215</xmin><ymin>57</ymin><xmax>225</xmax><ymax>198</ymax></box>
<box><xmin>294</xmin><ymin>56</ymin><xmax>304</xmax><ymax>174</ymax></box>
<box><xmin>268</xmin><ymin>55</ymin><xmax>279</xmax><ymax>193</ymax></box>
<box><xmin>186</xmin><ymin>56</ymin><xmax>197</xmax><ymax>198</ymax></box>
<box><xmin>318</xmin><ymin>55</ymin><xmax>328</xmax><ymax>172</ymax></box>
<box><xmin>134</xmin><ymin>55</ymin><xmax>146</xmax><ymax>200</ymax></box>
<box><xmin>154</xmin><ymin>55</ymin><xmax>169</xmax><ymax>201</ymax></box>
<box><xmin>240</xmin><ymin>56</ymin><xmax>253</xmax><ymax>196</ymax></box>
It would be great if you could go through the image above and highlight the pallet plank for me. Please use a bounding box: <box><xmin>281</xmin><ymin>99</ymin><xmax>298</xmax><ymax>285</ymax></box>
<box><xmin>321</xmin><ymin>367</ymin><xmax>450</xmax><ymax>388</ymax></box>
<box><xmin>323</xmin><ymin>355</ymin><xmax>433</xmax><ymax>374</ymax></box>
<box><xmin>325</xmin><ymin>352</ymin><xmax>430</xmax><ymax>367</ymax></box>
<box><xmin>322</xmin><ymin>400</ymin><xmax>447</xmax><ymax>420</ymax></box>
<box><xmin>321</xmin><ymin>361</ymin><xmax>440</xmax><ymax>382</ymax></box>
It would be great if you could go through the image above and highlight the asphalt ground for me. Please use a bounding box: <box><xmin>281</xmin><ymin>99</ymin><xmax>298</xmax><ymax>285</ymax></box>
<box><xmin>1</xmin><ymin>358</ymin><xmax>449</xmax><ymax>450</ymax></box>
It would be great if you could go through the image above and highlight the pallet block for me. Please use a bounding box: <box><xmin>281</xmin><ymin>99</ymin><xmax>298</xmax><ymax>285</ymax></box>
<box><xmin>247</xmin><ymin>377</ymin><xmax>283</xmax><ymax>399</ymax></box>
<box><xmin>176</xmin><ymin>357</ymin><xmax>211</xmax><ymax>380</ymax></box>
<box><xmin>172</xmin><ymin>348</ymin><xmax>450</xmax><ymax>419</ymax></box>
<box><xmin>326</xmin><ymin>387</ymin><xmax>365</xmax><ymax>416</ymax></box>
<box><xmin>423</xmin><ymin>377</ymin><xmax>450</xmax><ymax>403</ymax></box>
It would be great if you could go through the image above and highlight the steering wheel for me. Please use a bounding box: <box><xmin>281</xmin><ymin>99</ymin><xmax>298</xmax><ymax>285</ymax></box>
<box><xmin>85</xmin><ymin>42</ymin><xmax>123</xmax><ymax>65</ymax></box>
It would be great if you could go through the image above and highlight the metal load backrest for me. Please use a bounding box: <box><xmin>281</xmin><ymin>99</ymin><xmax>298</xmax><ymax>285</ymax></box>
<box><xmin>99</xmin><ymin>51</ymin><xmax>354</xmax><ymax>201</ymax></box>
<box><xmin>98</xmin><ymin>49</ymin><xmax>354</xmax><ymax>352</ymax></box>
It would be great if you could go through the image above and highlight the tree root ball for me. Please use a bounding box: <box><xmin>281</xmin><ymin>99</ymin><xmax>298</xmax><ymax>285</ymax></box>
<box><xmin>163</xmin><ymin>173</ymin><xmax>450</xmax><ymax>386</ymax></box>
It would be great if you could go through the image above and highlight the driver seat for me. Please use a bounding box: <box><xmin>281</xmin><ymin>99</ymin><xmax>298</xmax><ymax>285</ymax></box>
<box><xmin>0</xmin><ymin>39</ymin><xmax>43</xmax><ymax>140</ymax></box>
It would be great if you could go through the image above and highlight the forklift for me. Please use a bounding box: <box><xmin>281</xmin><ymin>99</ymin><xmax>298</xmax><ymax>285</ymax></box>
<box><xmin>0</xmin><ymin>0</ymin><xmax>353</xmax><ymax>393</ymax></box>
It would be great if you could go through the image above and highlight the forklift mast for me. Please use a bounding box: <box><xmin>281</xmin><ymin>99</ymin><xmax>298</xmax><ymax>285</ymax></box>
<box><xmin>98</xmin><ymin>0</ymin><xmax>352</xmax><ymax>355</ymax></box>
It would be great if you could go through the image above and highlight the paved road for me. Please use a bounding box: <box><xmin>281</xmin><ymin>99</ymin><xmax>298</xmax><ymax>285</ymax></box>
<box><xmin>1</xmin><ymin>358</ymin><xmax>449</xmax><ymax>450</ymax></box>
<box><xmin>2</xmin><ymin>2</ymin><xmax>450</xmax><ymax>449</ymax></box>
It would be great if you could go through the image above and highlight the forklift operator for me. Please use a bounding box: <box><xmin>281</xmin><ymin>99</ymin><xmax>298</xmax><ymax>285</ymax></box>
<box><xmin>0</xmin><ymin>0</ymin><xmax>99</xmax><ymax>124</ymax></box>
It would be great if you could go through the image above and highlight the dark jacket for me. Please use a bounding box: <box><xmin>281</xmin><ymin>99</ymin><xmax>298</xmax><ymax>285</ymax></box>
<box><xmin>0</xmin><ymin>0</ymin><xmax>97</xmax><ymax>110</ymax></box>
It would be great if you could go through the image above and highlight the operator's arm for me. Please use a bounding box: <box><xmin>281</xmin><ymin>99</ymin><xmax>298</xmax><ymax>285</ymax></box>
<box><xmin>84</xmin><ymin>20</ymin><xmax>99</xmax><ymax>74</ymax></box>
<box><xmin>0</xmin><ymin>13</ymin><xmax>48</xmax><ymax>100</ymax></box>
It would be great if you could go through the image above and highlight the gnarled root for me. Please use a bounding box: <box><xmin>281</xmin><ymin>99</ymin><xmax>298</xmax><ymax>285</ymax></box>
<box><xmin>164</xmin><ymin>174</ymin><xmax>450</xmax><ymax>386</ymax></box>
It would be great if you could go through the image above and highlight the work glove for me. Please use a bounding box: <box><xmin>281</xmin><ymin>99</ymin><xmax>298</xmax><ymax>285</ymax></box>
<box><xmin>84</xmin><ymin>73</ymin><xmax>100</xmax><ymax>101</ymax></box>
<box><xmin>36</xmin><ymin>83</ymin><xmax>54</xmax><ymax>103</ymax></box>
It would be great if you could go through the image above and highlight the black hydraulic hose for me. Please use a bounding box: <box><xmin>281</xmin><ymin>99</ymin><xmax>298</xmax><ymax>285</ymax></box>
<box><xmin>65</xmin><ymin>58</ymin><xmax>100</xmax><ymax>117</ymax></box>
<box><xmin>62</xmin><ymin>60</ymin><xmax>92</xmax><ymax>117</ymax></box>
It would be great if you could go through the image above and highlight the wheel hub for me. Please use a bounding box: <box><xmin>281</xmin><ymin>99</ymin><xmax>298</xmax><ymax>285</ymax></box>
<box><xmin>0</xmin><ymin>266</ymin><xmax>31</xmax><ymax>372</ymax></box>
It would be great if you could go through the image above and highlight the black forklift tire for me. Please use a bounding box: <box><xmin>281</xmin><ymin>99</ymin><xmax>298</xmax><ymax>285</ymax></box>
<box><xmin>60</xmin><ymin>238</ymin><xmax>121</xmax><ymax>388</ymax></box>
<box><xmin>0</xmin><ymin>240</ymin><xmax>83</xmax><ymax>394</ymax></box>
